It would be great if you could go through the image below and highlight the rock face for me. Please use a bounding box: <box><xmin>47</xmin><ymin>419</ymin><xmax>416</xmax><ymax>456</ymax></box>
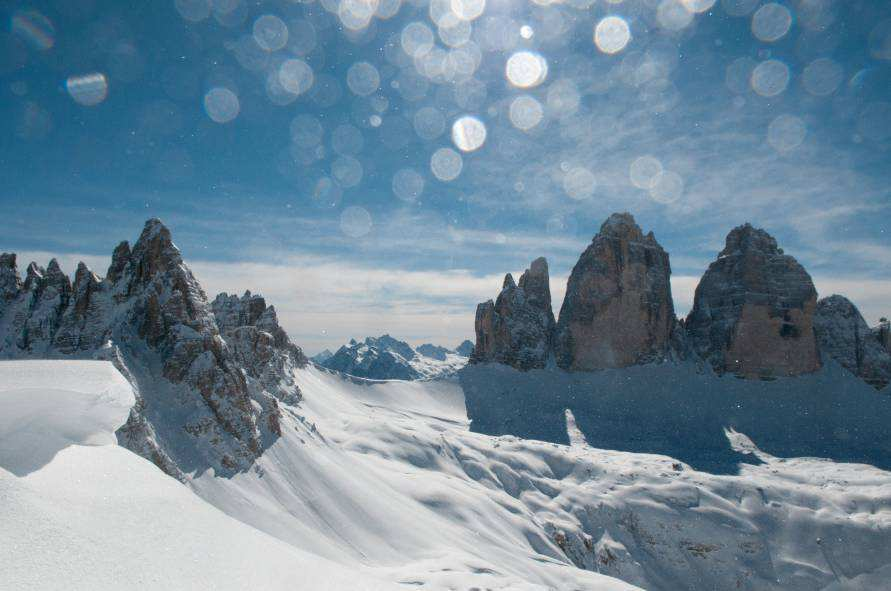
<box><xmin>554</xmin><ymin>213</ymin><xmax>674</xmax><ymax>371</ymax></box>
<box><xmin>211</xmin><ymin>291</ymin><xmax>306</xmax><ymax>405</ymax></box>
<box><xmin>875</xmin><ymin>320</ymin><xmax>891</xmax><ymax>356</ymax></box>
<box><xmin>814</xmin><ymin>296</ymin><xmax>891</xmax><ymax>389</ymax></box>
<box><xmin>471</xmin><ymin>257</ymin><xmax>556</xmax><ymax>370</ymax></box>
<box><xmin>0</xmin><ymin>219</ymin><xmax>306</xmax><ymax>478</ymax></box>
<box><xmin>686</xmin><ymin>223</ymin><xmax>820</xmax><ymax>379</ymax></box>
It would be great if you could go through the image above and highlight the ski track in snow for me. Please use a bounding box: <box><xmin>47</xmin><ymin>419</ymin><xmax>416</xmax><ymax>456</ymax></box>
<box><xmin>3</xmin><ymin>360</ymin><xmax>891</xmax><ymax>590</ymax></box>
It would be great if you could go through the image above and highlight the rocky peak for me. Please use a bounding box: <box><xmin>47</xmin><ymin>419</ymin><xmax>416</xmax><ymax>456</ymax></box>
<box><xmin>599</xmin><ymin>212</ymin><xmax>648</xmax><ymax>242</ymax></box>
<box><xmin>719</xmin><ymin>223</ymin><xmax>779</xmax><ymax>257</ymax></box>
<box><xmin>814</xmin><ymin>295</ymin><xmax>891</xmax><ymax>389</ymax></box>
<box><xmin>107</xmin><ymin>241</ymin><xmax>131</xmax><ymax>283</ymax></box>
<box><xmin>0</xmin><ymin>219</ymin><xmax>302</xmax><ymax>479</ymax></box>
<box><xmin>555</xmin><ymin>213</ymin><xmax>674</xmax><ymax>371</ymax></box>
<box><xmin>518</xmin><ymin>257</ymin><xmax>551</xmax><ymax>312</ymax></box>
<box><xmin>23</xmin><ymin>262</ymin><xmax>44</xmax><ymax>292</ymax></box>
<box><xmin>0</xmin><ymin>253</ymin><xmax>21</xmax><ymax>303</ymax></box>
<box><xmin>366</xmin><ymin>334</ymin><xmax>416</xmax><ymax>361</ymax></box>
<box><xmin>471</xmin><ymin>257</ymin><xmax>556</xmax><ymax>370</ymax></box>
<box><xmin>686</xmin><ymin>223</ymin><xmax>819</xmax><ymax>379</ymax></box>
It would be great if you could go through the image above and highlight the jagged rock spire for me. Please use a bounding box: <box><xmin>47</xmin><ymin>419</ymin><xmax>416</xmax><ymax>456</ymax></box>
<box><xmin>0</xmin><ymin>218</ymin><xmax>305</xmax><ymax>479</ymax></box>
<box><xmin>471</xmin><ymin>257</ymin><xmax>555</xmax><ymax>370</ymax></box>
<box><xmin>555</xmin><ymin>212</ymin><xmax>675</xmax><ymax>371</ymax></box>
<box><xmin>686</xmin><ymin>222</ymin><xmax>820</xmax><ymax>378</ymax></box>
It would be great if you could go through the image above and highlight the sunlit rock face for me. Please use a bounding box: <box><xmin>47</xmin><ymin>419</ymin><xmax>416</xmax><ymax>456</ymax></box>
<box><xmin>471</xmin><ymin>257</ymin><xmax>556</xmax><ymax>370</ymax></box>
<box><xmin>0</xmin><ymin>219</ymin><xmax>306</xmax><ymax>479</ymax></box>
<box><xmin>211</xmin><ymin>291</ymin><xmax>306</xmax><ymax>405</ymax></box>
<box><xmin>554</xmin><ymin>213</ymin><xmax>674</xmax><ymax>371</ymax></box>
<box><xmin>815</xmin><ymin>296</ymin><xmax>891</xmax><ymax>390</ymax></box>
<box><xmin>686</xmin><ymin>223</ymin><xmax>820</xmax><ymax>379</ymax></box>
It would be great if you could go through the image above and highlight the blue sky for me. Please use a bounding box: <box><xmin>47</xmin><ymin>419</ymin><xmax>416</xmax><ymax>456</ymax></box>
<box><xmin>1</xmin><ymin>0</ymin><xmax>890</xmax><ymax>353</ymax></box>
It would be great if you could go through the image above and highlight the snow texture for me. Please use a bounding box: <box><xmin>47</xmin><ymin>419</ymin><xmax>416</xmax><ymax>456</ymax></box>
<box><xmin>0</xmin><ymin>362</ymin><xmax>394</xmax><ymax>591</ymax></box>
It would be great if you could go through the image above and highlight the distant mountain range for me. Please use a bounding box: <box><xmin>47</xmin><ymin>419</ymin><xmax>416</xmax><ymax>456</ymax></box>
<box><xmin>316</xmin><ymin>335</ymin><xmax>474</xmax><ymax>380</ymax></box>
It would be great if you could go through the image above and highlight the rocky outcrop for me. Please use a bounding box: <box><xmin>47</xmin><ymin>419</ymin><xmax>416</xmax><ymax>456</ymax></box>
<box><xmin>471</xmin><ymin>257</ymin><xmax>556</xmax><ymax>370</ymax></box>
<box><xmin>0</xmin><ymin>218</ymin><xmax>307</xmax><ymax>478</ymax></box>
<box><xmin>554</xmin><ymin>213</ymin><xmax>674</xmax><ymax>371</ymax></box>
<box><xmin>814</xmin><ymin>296</ymin><xmax>891</xmax><ymax>389</ymax></box>
<box><xmin>686</xmin><ymin>223</ymin><xmax>820</xmax><ymax>379</ymax></box>
<box><xmin>875</xmin><ymin>320</ymin><xmax>891</xmax><ymax>356</ymax></box>
<box><xmin>211</xmin><ymin>291</ymin><xmax>305</xmax><ymax>404</ymax></box>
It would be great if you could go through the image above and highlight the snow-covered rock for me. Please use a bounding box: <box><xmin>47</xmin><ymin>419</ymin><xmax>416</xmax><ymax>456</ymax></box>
<box><xmin>322</xmin><ymin>334</ymin><xmax>467</xmax><ymax>380</ymax></box>
<box><xmin>814</xmin><ymin>295</ymin><xmax>891</xmax><ymax>389</ymax></box>
<box><xmin>471</xmin><ymin>257</ymin><xmax>556</xmax><ymax>370</ymax></box>
<box><xmin>0</xmin><ymin>219</ymin><xmax>306</xmax><ymax>479</ymax></box>
<box><xmin>416</xmin><ymin>343</ymin><xmax>450</xmax><ymax>360</ymax></box>
<box><xmin>686</xmin><ymin>223</ymin><xmax>820</xmax><ymax>379</ymax></box>
<box><xmin>555</xmin><ymin>213</ymin><xmax>675</xmax><ymax>371</ymax></box>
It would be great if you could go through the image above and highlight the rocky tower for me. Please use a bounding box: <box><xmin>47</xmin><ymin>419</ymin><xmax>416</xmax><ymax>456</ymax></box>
<box><xmin>686</xmin><ymin>223</ymin><xmax>820</xmax><ymax>379</ymax></box>
<box><xmin>875</xmin><ymin>319</ymin><xmax>891</xmax><ymax>356</ymax></box>
<box><xmin>554</xmin><ymin>213</ymin><xmax>674</xmax><ymax>371</ymax></box>
<box><xmin>814</xmin><ymin>295</ymin><xmax>891</xmax><ymax>389</ymax></box>
<box><xmin>471</xmin><ymin>257</ymin><xmax>556</xmax><ymax>370</ymax></box>
<box><xmin>0</xmin><ymin>219</ymin><xmax>306</xmax><ymax>479</ymax></box>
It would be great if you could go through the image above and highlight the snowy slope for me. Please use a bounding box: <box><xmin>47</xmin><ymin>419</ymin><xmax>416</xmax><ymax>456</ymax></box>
<box><xmin>4</xmin><ymin>360</ymin><xmax>891</xmax><ymax>590</ymax></box>
<box><xmin>0</xmin><ymin>361</ymin><xmax>397</xmax><ymax>591</ymax></box>
<box><xmin>193</xmin><ymin>365</ymin><xmax>891</xmax><ymax>591</ymax></box>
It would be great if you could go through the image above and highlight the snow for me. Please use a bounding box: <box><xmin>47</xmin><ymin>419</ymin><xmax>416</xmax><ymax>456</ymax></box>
<box><xmin>0</xmin><ymin>360</ymin><xmax>396</xmax><ymax>591</ymax></box>
<box><xmin>3</xmin><ymin>359</ymin><xmax>891</xmax><ymax>590</ymax></box>
<box><xmin>0</xmin><ymin>360</ymin><xmax>134</xmax><ymax>476</ymax></box>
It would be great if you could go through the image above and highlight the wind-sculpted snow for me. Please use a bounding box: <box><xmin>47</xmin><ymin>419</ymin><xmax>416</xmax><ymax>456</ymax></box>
<box><xmin>0</xmin><ymin>361</ymin><xmax>396</xmax><ymax>591</ymax></box>
<box><xmin>461</xmin><ymin>362</ymin><xmax>891</xmax><ymax>474</ymax></box>
<box><xmin>188</xmin><ymin>365</ymin><xmax>891</xmax><ymax>590</ymax></box>
<box><xmin>0</xmin><ymin>360</ymin><xmax>134</xmax><ymax>476</ymax></box>
<box><xmin>3</xmin><ymin>360</ymin><xmax>891</xmax><ymax>590</ymax></box>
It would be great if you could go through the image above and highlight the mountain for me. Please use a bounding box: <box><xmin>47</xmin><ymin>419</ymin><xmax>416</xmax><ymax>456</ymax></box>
<box><xmin>454</xmin><ymin>339</ymin><xmax>474</xmax><ymax>357</ymax></box>
<box><xmin>0</xmin><ymin>219</ymin><xmax>306</xmax><ymax>478</ymax></box>
<box><xmin>686</xmin><ymin>222</ymin><xmax>820</xmax><ymax>378</ymax></box>
<box><xmin>311</xmin><ymin>348</ymin><xmax>334</xmax><ymax>364</ymax></box>
<box><xmin>471</xmin><ymin>257</ymin><xmax>556</xmax><ymax>370</ymax></box>
<box><xmin>556</xmin><ymin>213</ymin><xmax>675</xmax><ymax>371</ymax></box>
<box><xmin>321</xmin><ymin>334</ymin><xmax>467</xmax><ymax>380</ymax></box>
